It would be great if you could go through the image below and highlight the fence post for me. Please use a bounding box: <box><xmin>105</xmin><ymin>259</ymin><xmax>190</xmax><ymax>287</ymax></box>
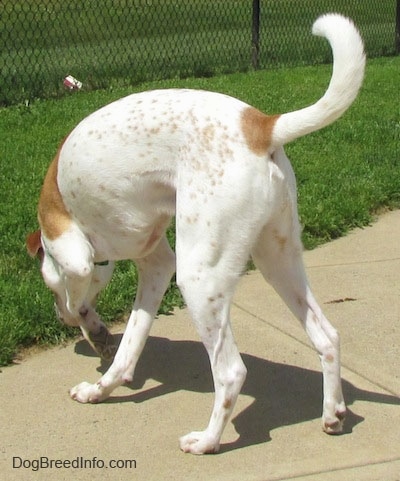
<box><xmin>396</xmin><ymin>0</ymin><xmax>400</xmax><ymax>53</ymax></box>
<box><xmin>252</xmin><ymin>0</ymin><xmax>260</xmax><ymax>69</ymax></box>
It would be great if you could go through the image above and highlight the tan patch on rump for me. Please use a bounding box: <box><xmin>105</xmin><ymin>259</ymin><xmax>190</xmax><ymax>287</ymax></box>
<box><xmin>38</xmin><ymin>140</ymin><xmax>72</xmax><ymax>240</ymax></box>
<box><xmin>240</xmin><ymin>107</ymin><xmax>280</xmax><ymax>155</ymax></box>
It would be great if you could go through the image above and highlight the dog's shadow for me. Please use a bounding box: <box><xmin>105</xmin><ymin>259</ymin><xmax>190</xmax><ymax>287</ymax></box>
<box><xmin>75</xmin><ymin>334</ymin><xmax>400</xmax><ymax>452</ymax></box>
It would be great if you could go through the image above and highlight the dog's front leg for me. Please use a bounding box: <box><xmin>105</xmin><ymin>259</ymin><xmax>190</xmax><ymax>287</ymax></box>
<box><xmin>79</xmin><ymin>306</ymin><xmax>117</xmax><ymax>362</ymax></box>
<box><xmin>60</xmin><ymin>262</ymin><xmax>117</xmax><ymax>361</ymax></box>
<box><xmin>70</xmin><ymin>237</ymin><xmax>175</xmax><ymax>404</ymax></box>
<box><xmin>78</xmin><ymin>262</ymin><xmax>117</xmax><ymax>361</ymax></box>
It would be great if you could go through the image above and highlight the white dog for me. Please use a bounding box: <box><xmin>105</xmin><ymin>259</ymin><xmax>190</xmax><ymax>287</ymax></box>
<box><xmin>27</xmin><ymin>14</ymin><xmax>365</xmax><ymax>454</ymax></box>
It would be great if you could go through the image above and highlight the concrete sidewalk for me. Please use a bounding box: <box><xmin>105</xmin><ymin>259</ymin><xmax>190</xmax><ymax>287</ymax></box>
<box><xmin>1</xmin><ymin>211</ymin><xmax>399</xmax><ymax>481</ymax></box>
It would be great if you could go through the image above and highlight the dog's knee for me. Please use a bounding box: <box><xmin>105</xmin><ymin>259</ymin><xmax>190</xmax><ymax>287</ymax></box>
<box><xmin>217</xmin><ymin>359</ymin><xmax>247</xmax><ymax>393</ymax></box>
<box><xmin>233</xmin><ymin>362</ymin><xmax>247</xmax><ymax>387</ymax></box>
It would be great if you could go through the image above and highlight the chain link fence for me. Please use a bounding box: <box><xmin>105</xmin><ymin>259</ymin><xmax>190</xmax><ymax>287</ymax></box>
<box><xmin>1</xmin><ymin>0</ymin><xmax>398</xmax><ymax>106</ymax></box>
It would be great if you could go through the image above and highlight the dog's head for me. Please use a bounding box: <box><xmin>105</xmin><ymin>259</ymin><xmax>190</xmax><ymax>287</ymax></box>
<box><xmin>26</xmin><ymin>230</ymin><xmax>82</xmax><ymax>326</ymax></box>
<box><xmin>26</xmin><ymin>230</ymin><xmax>114</xmax><ymax>327</ymax></box>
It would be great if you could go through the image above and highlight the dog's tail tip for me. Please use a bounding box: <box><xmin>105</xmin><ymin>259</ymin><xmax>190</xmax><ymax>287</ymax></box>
<box><xmin>271</xmin><ymin>13</ymin><xmax>365</xmax><ymax>148</ymax></box>
<box><xmin>312</xmin><ymin>12</ymin><xmax>354</xmax><ymax>37</ymax></box>
<box><xmin>311</xmin><ymin>13</ymin><xmax>365</xmax><ymax>58</ymax></box>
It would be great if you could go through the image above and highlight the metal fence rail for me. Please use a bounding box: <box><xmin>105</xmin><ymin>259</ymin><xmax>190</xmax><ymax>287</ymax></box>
<box><xmin>0</xmin><ymin>0</ymin><xmax>398</xmax><ymax>106</ymax></box>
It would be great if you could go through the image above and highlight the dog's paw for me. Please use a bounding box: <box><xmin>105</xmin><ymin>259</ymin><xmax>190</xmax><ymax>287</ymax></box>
<box><xmin>70</xmin><ymin>381</ymin><xmax>106</xmax><ymax>404</ymax></box>
<box><xmin>322</xmin><ymin>405</ymin><xmax>346</xmax><ymax>434</ymax></box>
<box><xmin>179</xmin><ymin>431</ymin><xmax>220</xmax><ymax>455</ymax></box>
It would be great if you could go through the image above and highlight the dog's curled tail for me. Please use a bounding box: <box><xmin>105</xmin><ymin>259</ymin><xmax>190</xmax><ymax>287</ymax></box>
<box><xmin>271</xmin><ymin>13</ymin><xmax>365</xmax><ymax>147</ymax></box>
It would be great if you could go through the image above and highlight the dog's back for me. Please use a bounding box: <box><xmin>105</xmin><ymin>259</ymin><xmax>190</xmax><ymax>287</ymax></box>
<box><xmin>55</xmin><ymin>89</ymin><xmax>277</xmax><ymax>260</ymax></box>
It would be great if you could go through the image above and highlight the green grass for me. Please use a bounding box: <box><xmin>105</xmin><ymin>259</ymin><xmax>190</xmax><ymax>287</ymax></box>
<box><xmin>0</xmin><ymin>0</ymin><xmax>397</xmax><ymax>105</ymax></box>
<box><xmin>0</xmin><ymin>55</ymin><xmax>399</xmax><ymax>366</ymax></box>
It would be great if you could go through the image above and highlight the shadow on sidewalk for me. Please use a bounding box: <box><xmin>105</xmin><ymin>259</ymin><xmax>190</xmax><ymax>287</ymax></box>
<box><xmin>75</xmin><ymin>335</ymin><xmax>400</xmax><ymax>453</ymax></box>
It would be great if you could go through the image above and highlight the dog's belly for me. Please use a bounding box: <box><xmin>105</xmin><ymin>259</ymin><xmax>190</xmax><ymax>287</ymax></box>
<box><xmin>84</xmin><ymin>212</ymin><xmax>172</xmax><ymax>261</ymax></box>
<box><xmin>59</xmin><ymin>169</ymin><xmax>175</xmax><ymax>260</ymax></box>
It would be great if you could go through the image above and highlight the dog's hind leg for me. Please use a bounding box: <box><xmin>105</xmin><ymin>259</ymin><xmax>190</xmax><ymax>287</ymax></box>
<box><xmin>251</xmin><ymin>209</ymin><xmax>346</xmax><ymax>434</ymax></box>
<box><xmin>177</xmin><ymin>266</ymin><xmax>247</xmax><ymax>454</ymax></box>
<box><xmin>175</xmin><ymin>208</ymin><xmax>254</xmax><ymax>454</ymax></box>
<box><xmin>70</xmin><ymin>235</ymin><xmax>175</xmax><ymax>403</ymax></box>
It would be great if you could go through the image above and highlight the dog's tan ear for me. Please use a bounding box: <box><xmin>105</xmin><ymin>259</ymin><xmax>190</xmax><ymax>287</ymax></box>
<box><xmin>26</xmin><ymin>230</ymin><xmax>43</xmax><ymax>258</ymax></box>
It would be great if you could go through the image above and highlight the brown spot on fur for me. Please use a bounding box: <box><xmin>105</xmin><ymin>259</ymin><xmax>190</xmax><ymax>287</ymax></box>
<box><xmin>38</xmin><ymin>139</ymin><xmax>72</xmax><ymax>240</ymax></box>
<box><xmin>325</xmin><ymin>354</ymin><xmax>335</xmax><ymax>363</ymax></box>
<box><xmin>273</xmin><ymin>229</ymin><xmax>287</xmax><ymax>251</ymax></box>
<box><xmin>141</xmin><ymin>216</ymin><xmax>169</xmax><ymax>255</ymax></box>
<box><xmin>223</xmin><ymin>398</ymin><xmax>232</xmax><ymax>409</ymax></box>
<box><xmin>203</xmin><ymin>124</ymin><xmax>215</xmax><ymax>142</ymax></box>
<box><xmin>241</xmin><ymin>107</ymin><xmax>279</xmax><ymax>156</ymax></box>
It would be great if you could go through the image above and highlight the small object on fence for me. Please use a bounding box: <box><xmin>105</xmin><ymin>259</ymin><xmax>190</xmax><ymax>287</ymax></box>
<box><xmin>63</xmin><ymin>75</ymin><xmax>82</xmax><ymax>90</ymax></box>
